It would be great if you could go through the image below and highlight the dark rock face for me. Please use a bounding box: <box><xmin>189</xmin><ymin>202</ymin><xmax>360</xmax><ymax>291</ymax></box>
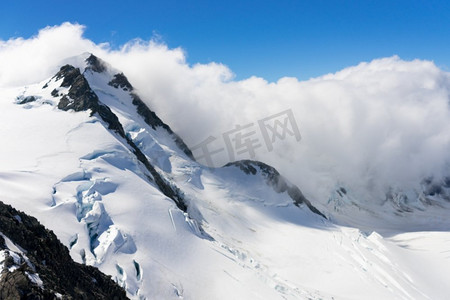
<box><xmin>0</xmin><ymin>266</ymin><xmax>56</xmax><ymax>299</ymax></box>
<box><xmin>85</xmin><ymin>54</ymin><xmax>107</xmax><ymax>73</ymax></box>
<box><xmin>54</xmin><ymin>65</ymin><xmax>127</xmax><ymax>137</ymax></box>
<box><xmin>55</xmin><ymin>65</ymin><xmax>99</xmax><ymax>112</ymax></box>
<box><xmin>225</xmin><ymin>160</ymin><xmax>326</xmax><ymax>218</ymax></box>
<box><xmin>108</xmin><ymin>73</ymin><xmax>133</xmax><ymax>91</ymax></box>
<box><xmin>0</xmin><ymin>201</ymin><xmax>128</xmax><ymax>299</ymax></box>
<box><xmin>55</xmin><ymin>65</ymin><xmax>80</xmax><ymax>87</ymax></box>
<box><xmin>0</xmin><ymin>235</ymin><xmax>6</xmax><ymax>249</ymax></box>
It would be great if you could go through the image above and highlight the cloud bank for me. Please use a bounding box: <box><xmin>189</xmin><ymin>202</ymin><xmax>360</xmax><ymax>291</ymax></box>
<box><xmin>2</xmin><ymin>23</ymin><xmax>450</xmax><ymax>205</ymax></box>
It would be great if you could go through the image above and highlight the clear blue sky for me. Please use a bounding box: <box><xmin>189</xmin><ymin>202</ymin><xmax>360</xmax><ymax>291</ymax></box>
<box><xmin>1</xmin><ymin>0</ymin><xmax>450</xmax><ymax>81</ymax></box>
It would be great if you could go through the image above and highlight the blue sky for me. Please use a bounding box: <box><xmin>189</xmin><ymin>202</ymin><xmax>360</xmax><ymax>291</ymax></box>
<box><xmin>1</xmin><ymin>0</ymin><xmax>450</xmax><ymax>81</ymax></box>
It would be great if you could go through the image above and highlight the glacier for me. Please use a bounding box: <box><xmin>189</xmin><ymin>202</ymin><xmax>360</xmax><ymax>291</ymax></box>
<box><xmin>0</xmin><ymin>53</ymin><xmax>449</xmax><ymax>299</ymax></box>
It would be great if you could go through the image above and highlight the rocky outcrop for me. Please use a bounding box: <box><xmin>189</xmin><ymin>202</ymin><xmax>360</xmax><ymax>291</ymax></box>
<box><xmin>0</xmin><ymin>201</ymin><xmax>128</xmax><ymax>299</ymax></box>
<box><xmin>54</xmin><ymin>65</ymin><xmax>127</xmax><ymax>138</ymax></box>
<box><xmin>108</xmin><ymin>72</ymin><xmax>195</xmax><ymax>161</ymax></box>
<box><xmin>108</xmin><ymin>73</ymin><xmax>133</xmax><ymax>91</ymax></box>
<box><xmin>55</xmin><ymin>65</ymin><xmax>99</xmax><ymax>112</ymax></box>
<box><xmin>225</xmin><ymin>160</ymin><xmax>326</xmax><ymax>218</ymax></box>
<box><xmin>85</xmin><ymin>54</ymin><xmax>107</xmax><ymax>73</ymax></box>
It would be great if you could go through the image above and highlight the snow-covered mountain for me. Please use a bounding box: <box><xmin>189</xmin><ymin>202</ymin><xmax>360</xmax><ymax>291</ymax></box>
<box><xmin>1</xmin><ymin>53</ymin><xmax>450</xmax><ymax>299</ymax></box>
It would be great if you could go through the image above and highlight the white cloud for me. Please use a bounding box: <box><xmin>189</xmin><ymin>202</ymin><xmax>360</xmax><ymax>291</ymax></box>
<box><xmin>0</xmin><ymin>23</ymin><xmax>97</xmax><ymax>87</ymax></box>
<box><xmin>1</xmin><ymin>23</ymin><xmax>450</xmax><ymax>205</ymax></box>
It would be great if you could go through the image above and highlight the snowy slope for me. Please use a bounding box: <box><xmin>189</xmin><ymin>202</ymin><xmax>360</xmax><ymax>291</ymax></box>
<box><xmin>1</xmin><ymin>53</ymin><xmax>450</xmax><ymax>299</ymax></box>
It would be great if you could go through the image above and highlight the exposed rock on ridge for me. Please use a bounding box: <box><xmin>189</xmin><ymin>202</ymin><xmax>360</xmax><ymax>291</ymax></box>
<box><xmin>52</xmin><ymin>61</ymin><xmax>189</xmax><ymax>212</ymax></box>
<box><xmin>0</xmin><ymin>201</ymin><xmax>128</xmax><ymax>299</ymax></box>
<box><xmin>107</xmin><ymin>71</ymin><xmax>195</xmax><ymax>161</ymax></box>
<box><xmin>225</xmin><ymin>160</ymin><xmax>326</xmax><ymax>218</ymax></box>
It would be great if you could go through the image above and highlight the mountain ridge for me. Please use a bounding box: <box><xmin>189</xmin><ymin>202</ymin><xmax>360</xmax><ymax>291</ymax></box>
<box><xmin>2</xmin><ymin>53</ymin><xmax>449</xmax><ymax>299</ymax></box>
<box><xmin>43</xmin><ymin>53</ymin><xmax>325</xmax><ymax>219</ymax></box>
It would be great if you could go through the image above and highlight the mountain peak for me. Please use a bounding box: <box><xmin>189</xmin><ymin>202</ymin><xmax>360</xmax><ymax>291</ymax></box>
<box><xmin>6</xmin><ymin>53</ymin><xmax>358</xmax><ymax>300</ymax></box>
<box><xmin>85</xmin><ymin>54</ymin><xmax>107</xmax><ymax>73</ymax></box>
